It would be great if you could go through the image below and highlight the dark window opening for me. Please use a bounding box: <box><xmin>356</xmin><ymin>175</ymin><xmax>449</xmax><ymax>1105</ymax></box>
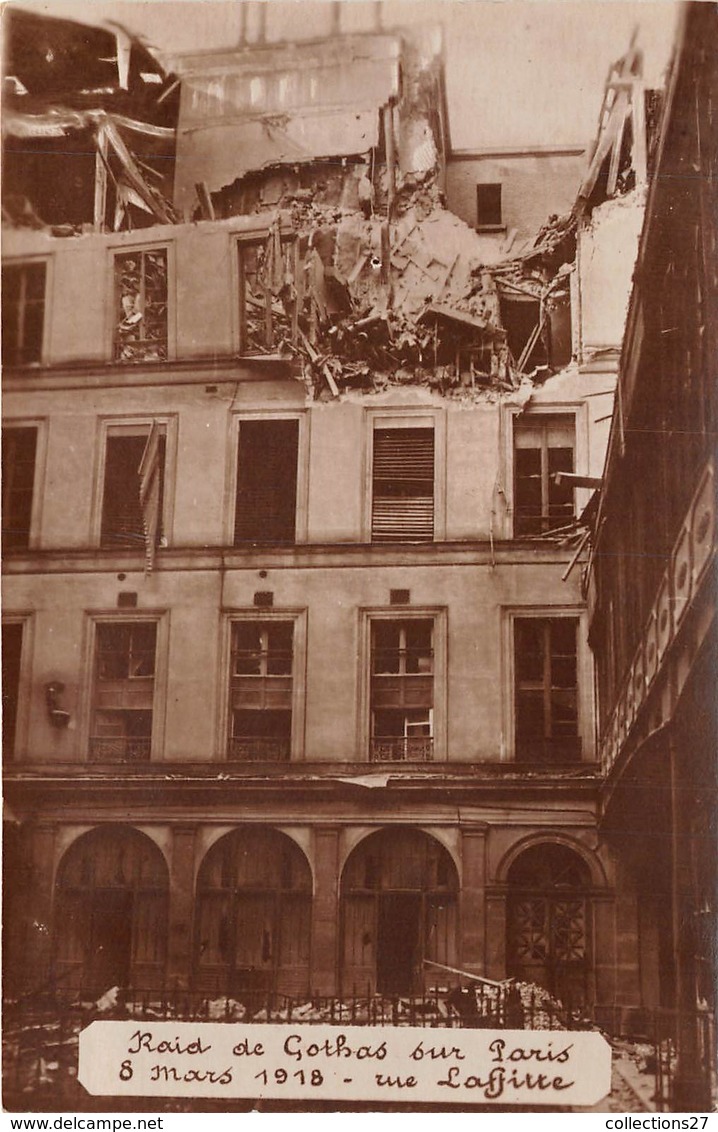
<box><xmin>2</xmin><ymin>262</ymin><xmax>45</xmax><ymax>366</ymax></box>
<box><xmin>514</xmin><ymin>617</ymin><xmax>580</xmax><ymax>762</ymax></box>
<box><xmin>372</xmin><ymin>426</ymin><xmax>434</xmax><ymax>543</ymax></box>
<box><xmin>514</xmin><ymin>415</ymin><xmax>575</xmax><ymax>536</ymax></box>
<box><xmin>2</xmin><ymin>426</ymin><xmax>37</xmax><ymax>550</ymax></box>
<box><xmin>234</xmin><ymin>419</ymin><xmax>298</xmax><ymax>545</ymax></box>
<box><xmin>114</xmin><ymin>248</ymin><xmax>168</xmax><ymax>364</ymax></box>
<box><xmin>2</xmin><ymin>623</ymin><xmax>23</xmax><ymax>758</ymax></box>
<box><xmin>476</xmin><ymin>182</ymin><xmax>502</xmax><ymax>228</ymax></box>
<box><xmin>370</xmin><ymin>619</ymin><xmax>433</xmax><ymax>762</ymax></box>
<box><xmin>229</xmin><ymin>621</ymin><xmax>294</xmax><ymax>761</ymax></box>
<box><xmin>100</xmin><ymin>430</ymin><xmax>165</xmax><ymax>550</ymax></box>
<box><xmin>90</xmin><ymin>622</ymin><xmax>157</xmax><ymax>763</ymax></box>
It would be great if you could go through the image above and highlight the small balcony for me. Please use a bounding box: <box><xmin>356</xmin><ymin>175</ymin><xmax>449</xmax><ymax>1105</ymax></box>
<box><xmin>227</xmin><ymin>736</ymin><xmax>291</xmax><ymax>762</ymax></box>
<box><xmin>89</xmin><ymin>736</ymin><xmax>151</xmax><ymax>763</ymax></box>
<box><xmin>369</xmin><ymin>737</ymin><xmax>434</xmax><ymax>763</ymax></box>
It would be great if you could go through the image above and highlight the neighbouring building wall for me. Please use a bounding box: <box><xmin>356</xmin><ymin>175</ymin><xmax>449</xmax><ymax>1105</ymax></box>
<box><xmin>446</xmin><ymin>149</ymin><xmax>586</xmax><ymax>257</ymax></box>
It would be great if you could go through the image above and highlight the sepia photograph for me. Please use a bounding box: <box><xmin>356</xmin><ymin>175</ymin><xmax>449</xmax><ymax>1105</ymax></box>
<box><xmin>1</xmin><ymin>0</ymin><xmax>716</xmax><ymax>1116</ymax></box>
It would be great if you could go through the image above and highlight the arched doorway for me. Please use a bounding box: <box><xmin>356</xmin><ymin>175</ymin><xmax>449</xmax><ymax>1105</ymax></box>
<box><xmin>54</xmin><ymin>826</ymin><xmax>168</xmax><ymax>996</ymax></box>
<box><xmin>507</xmin><ymin>842</ymin><xmax>592</xmax><ymax>1007</ymax></box>
<box><xmin>195</xmin><ymin>828</ymin><xmax>311</xmax><ymax>999</ymax></box>
<box><xmin>341</xmin><ymin>828</ymin><xmax>458</xmax><ymax>996</ymax></box>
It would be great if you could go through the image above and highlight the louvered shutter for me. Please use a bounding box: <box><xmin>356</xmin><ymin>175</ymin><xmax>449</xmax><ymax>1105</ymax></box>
<box><xmin>235</xmin><ymin>419</ymin><xmax>299</xmax><ymax>544</ymax></box>
<box><xmin>372</xmin><ymin>427</ymin><xmax>434</xmax><ymax>542</ymax></box>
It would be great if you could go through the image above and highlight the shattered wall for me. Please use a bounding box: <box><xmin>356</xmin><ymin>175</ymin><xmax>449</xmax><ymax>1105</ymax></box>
<box><xmin>576</xmin><ymin>186</ymin><xmax>647</xmax><ymax>358</ymax></box>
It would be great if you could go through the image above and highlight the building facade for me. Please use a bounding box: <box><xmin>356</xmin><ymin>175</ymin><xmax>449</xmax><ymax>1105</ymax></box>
<box><xmin>2</xmin><ymin>4</ymin><xmax>683</xmax><ymax>1049</ymax></box>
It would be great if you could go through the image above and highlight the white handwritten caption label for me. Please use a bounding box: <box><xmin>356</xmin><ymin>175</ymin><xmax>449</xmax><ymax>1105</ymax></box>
<box><xmin>78</xmin><ymin>1022</ymin><xmax>611</xmax><ymax>1105</ymax></box>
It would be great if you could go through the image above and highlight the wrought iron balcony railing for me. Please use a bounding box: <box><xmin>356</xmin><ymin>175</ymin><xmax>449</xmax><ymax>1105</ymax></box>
<box><xmin>227</xmin><ymin>736</ymin><xmax>291</xmax><ymax>762</ymax></box>
<box><xmin>89</xmin><ymin>736</ymin><xmax>151</xmax><ymax>763</ymax></box>
<box><xmin>369</xmin><ymin>737</ymin><xmax>434</xmax><ymax>762</ymax></box>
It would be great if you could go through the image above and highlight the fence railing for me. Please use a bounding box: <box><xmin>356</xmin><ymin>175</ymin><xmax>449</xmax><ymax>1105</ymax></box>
<box><xmin>3</xmin><ymin>985</ymin><xmax>715</xmax><ymax>1113</ymax></box>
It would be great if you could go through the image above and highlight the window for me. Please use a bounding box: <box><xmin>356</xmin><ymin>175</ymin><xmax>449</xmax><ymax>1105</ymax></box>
<box><xmin>2</xmin><ymin>427</ymin><xmax>37</xmax><ymax>550</ymax></box>
<box><xmin>114</xmin><ymin>248</ymin><xmax>168</xmax><ymax>363</ymax></box>
<box><xmin>476</xmin><ymin>182</ymin><xmax>502</xmax><ymax>229</ymax></box>
<box><xmin>228</xmin><ymin>621</ymin><xmax>294</xmax><ymax>761</ymax></box>
<box><xmin>370</xmin><ymin>619</ymin><xmax>433</xmax><ymax>762</ymax></box>
<box><xmin>372</xmin><ymin>426</ymin><xmax>434</xmax><ymax>542</ymax></box>
<box><xmin>100</xmin><ymin>424</ymin><xmax>165</xmax><ymax>556</ymax></box>
<box><xmin>237</xmin><ymin>234</ymin><xmax>295</xmax><ymax>354</ymax></box>
<box><xmin>90</xmin><ymin>622</ymin><xmax>157</xmax><ymax>762</ymax></box>
<box><xmin>514</xmin><ymin>414</ymin><xmax>575</xmax><ymax>535</ymax></box>
<box><xmin>235</xmin><ymin>419</ymin><xmax>298</xmax><ymax>545</ymax></box>
<box><xmin>514</xmin><ymin>617</ymin><xmax>580</xmax><ymax>762</ymax></box>
<box><xmin>2</xmin><ymin>622</ymin><xmax>23</xmax><ymax>759</ymax></box>
<box><xmin>2</xmin><ymin>262</ymin><xmax>46</xmax><ymax>366</ymax></box>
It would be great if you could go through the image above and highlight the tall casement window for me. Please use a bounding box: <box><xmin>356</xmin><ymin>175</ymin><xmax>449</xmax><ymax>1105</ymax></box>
<box><xmin>2</xmin><ymin>426</ymin><xmax>38</xmax><ymax>550</ymax></box>
<box><xmin>514</xmin><ymin>415</ymin><xmax>575</xmax><ymax>535</ymax></box>
<box><xmin>113</xmin><ymin>248</ymin><xmax>168</xmax><ymax>363</ymax></box>
<box><xmin>100</xmin><ymin>424</ymin><xmax>165</xmax><ymax>555</ymax></box>
<box><xmin>234</xmin><ymin>419</ymin><xmax>298</xmax><ymax>545</ymax></box>
<box><xmin>2</xmin><ymin>622</ymin><xmax>23</xmax><ymax>759</ymax></box>
<box><xmin>476</xmin><ymin>182</ymin><xmax>503</xmax><ymax>229</ymax></box>
<box><xmin>228</xmin><ymin>620</ymin><xmax>294</xmax><ymax>761</ymax></box>
<box><xmin>370</xmin><ymin>619</ymin><xmax>433</xmax><ymax>762</ymax></box>
<box><xmin>90</xmin><ymin>621</ymin><xmax>157</xmax><ymax>763</ymax></box>
<box><xmin>514</xmin><ymin>617</ymin><xmax>580</xmax><ymax>762</ymax></box>
<box><xmin>2</xmin><ymin>261</ymin><xmax>46</xmax><ymax>365</ymax></box>
<box><xmin>195</xmin><ymin>828</ymin><xmax>311</xmax><ymax>999</ymax></box>
<box><xmin>54</xmin><ymin>827</ymin><xmax>168</xmax><ymax>995</ymax></box>
<box><xmin>371</xmin><ymin>426</ymin><xmax>434</xmax><ymax>542</ymax></box>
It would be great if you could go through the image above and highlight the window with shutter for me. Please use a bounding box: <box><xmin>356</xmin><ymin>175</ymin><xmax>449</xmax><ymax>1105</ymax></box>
<box><xmin>371</xmin><ymin>427</ymin><xmax>434</xmax><ymax>542</ymax></box>
<box><xmin>100</xmin><ymin>427</ymin><xmax>166</xmax><ymax>551</ymax></box>
<box><xmin>234</xmin><ymin>419</ymin><xmax>299</xmax><ymax>545</ymax></box>
<box><xmin>514</xmin><ymin>415</ymin><xmax>575</xmax><ymax>536</ymax></box>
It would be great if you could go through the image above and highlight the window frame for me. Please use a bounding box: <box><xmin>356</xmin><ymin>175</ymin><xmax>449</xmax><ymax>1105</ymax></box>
<box><xmin>234</xmin><ymin>231</ymin><xmax>299</xmax><ymax>357</ymax></box>
<box><xmin>476</xmin><ymin>182</ymin><xmax>504</xmax><ymax>231</ymax></box>
<box><xmin>1</xmin><ymin>419</ymin><xmax>46</xmax><ymax>551</ymax></box>
<box><xmin>1</xmin><ymin>613</ymin><xmax>33</xmax><ymax>761</ymax></box>
<box><xmin>363</xmin><ymin>411</ymin><xmax>446</xmax><ymax>543</ymax></box>
<box><xmin>82</xmin><ymin>612</ymin><xmax>169</xmax><ymax>764</ymax></box>
<box><xmin>220</xmin><ymin>609</ymin><xmax>307</xmax><ymax>762</ymax></box>
<box><xmin>106</xmin><ymin>241</ymin><xmax>175</xmax><ymax>364</ymax></box>
<box><xmin>504</xmin><ymin>404</ymin><xmax>588</xmax><ymax>540</ymax></box>
<box><xmin>2</xmin><ymin>257</ymin><xmax>50</xmax><ymax>367</ymax></box>
<box><xmin>91</xmin><ymin>416</ymin><xmax>176</xmax><ymax>551</ymax></box>
<box><xmin>358</xmin><ymin>607</ymin><xmax>447</xmax><ymax>763</ymax></box>
<box><xmin>502</xmin><ymin>606</ymin><xmax>594</xmax><ymax>763</ymax></box>
<box><xmin>226</xmin><ymin>411</ymin><xmax>309</xmax><ymax>547</ymax></box>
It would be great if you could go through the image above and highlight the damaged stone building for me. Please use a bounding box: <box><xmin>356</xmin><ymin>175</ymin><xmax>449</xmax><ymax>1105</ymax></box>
<box><xmin>2</xmin><ymin>2</ymin><xmax>713</xmax><ymax>1083</ymax></box>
